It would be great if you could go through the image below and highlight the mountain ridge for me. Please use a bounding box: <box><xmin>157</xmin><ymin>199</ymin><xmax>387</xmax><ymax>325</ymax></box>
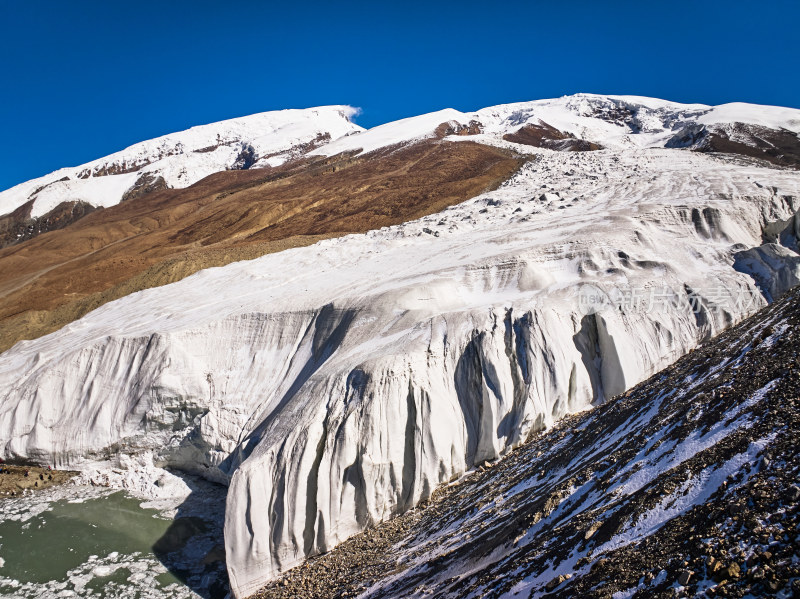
<box><xmin>0</xmin><ymin>105</ymin><xmax>362</xmax><ymax>224</ymax></box>
<box><xmin>4</xmin><ymin>94</ymin><xmax>800</xmax><ymax>223</ymax></box>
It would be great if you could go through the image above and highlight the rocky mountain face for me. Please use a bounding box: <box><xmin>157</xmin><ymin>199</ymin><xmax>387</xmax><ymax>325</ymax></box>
<box><xmin>0</xmin><ymin>198</ymin><xmax>99</xmax><ymax>248</ymax></box>
<box><xmin>0</xmin><ymin>106</ymin><xmax>362</xmax><ymax>248</ymax></box>
<box><xmin>0</xmin><ymin>94</ymin><xmax>799</xmax><ymax>598</ymax></box>
<box><xmin>251</xmin><ymin>284</ymin><xmax>800</xmax><ymax>599</ymax></box>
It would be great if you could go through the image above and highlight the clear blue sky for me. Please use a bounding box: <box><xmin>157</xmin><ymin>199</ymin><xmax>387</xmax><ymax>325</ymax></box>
<box><xmin>1</xmin><ymin>0</ymin><xmax>798</xmax><ymax>191</ymax></box>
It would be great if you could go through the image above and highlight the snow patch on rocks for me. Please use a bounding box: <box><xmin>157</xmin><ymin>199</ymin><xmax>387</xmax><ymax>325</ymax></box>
<box><xmin>0</xmin><ymin>105</ymin><xmax>362</xmax><ymax>218</ymax></box>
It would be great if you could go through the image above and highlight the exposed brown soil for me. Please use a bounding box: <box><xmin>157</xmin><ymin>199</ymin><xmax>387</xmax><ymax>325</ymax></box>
<box><xmin>0</xmin><ymin>463</ymin><xmax>77</xmax><ymax>498</ymax></box>
<box><xmin>434</xmin><ymin>120</ymin><xmax>483</xmax><ymax>137</ymax></box>
<box><xmin>699</xmin><ymin>124</ymin><xmax>800</xmax><ymax>169</ymax></box>
<box><xmin>0</xmin><ymin>141</ymin><xmax>522</xmax><ymax>353</ymax></box>
<box><xmin>503</xmin><ymin>121</ymin><xmax>604</xmax><ymax>151</ymax></box>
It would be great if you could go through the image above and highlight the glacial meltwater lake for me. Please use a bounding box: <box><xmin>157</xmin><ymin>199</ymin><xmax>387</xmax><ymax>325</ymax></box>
<box><xmin>0</xmin><ymin>484</ymin><xmax>228</xmax><ymax>598</ymax></box>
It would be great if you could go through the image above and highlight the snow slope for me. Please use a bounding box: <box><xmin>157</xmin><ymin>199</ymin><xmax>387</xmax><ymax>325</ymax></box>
<box><xmin>0</xmin><ymin>106</ymin><xmax>362</xmax><ymax>218</ymax></box>
<box><xmin>1</xmin><ymin>140</ymin><xmax>799</xmax><ymax>595</ymax></box>
<box><xmin>312</xmin><ymin>94</ymin><xmax>800</xmax><ymax>158</ymax></box>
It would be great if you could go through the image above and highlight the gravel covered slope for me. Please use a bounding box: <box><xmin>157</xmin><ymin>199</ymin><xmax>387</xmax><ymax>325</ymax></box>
<box><xmin>252</xmin><ymin>285</ymin><xmax>800</xmax><ymax>599</ymax></box>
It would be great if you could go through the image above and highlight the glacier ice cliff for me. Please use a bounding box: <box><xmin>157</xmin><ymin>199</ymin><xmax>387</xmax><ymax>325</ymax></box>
<box><xmin>1</xmin><ymin>117</ymin><xmax>800</xmax><ymax>594</ymax></box>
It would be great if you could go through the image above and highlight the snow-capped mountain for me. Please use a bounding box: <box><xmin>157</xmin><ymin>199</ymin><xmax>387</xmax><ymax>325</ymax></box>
<box><xmin>5</xmin><ymin>93</ymin><xmax>798</xmax><ymax>226</ymax></box>
<box><xmin>311</xmin><ymin>94</ymin><xmax>800</xmax><ymax>164</ymax></box>
<box><xmin>0</xmin><ymin>94</ymin><xmax>799</xmax><ymax>598</ymax></box>
<box><xmin>0</xmin><ymin>105</ymin><xmax>361</xmax><ymax>224</ymax></box>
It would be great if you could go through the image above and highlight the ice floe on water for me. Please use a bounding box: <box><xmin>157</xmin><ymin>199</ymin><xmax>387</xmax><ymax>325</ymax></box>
<box><xmin>0</xmin><ymin>551</ymin><xmax>197</xmax><ymax>598</ymax></box>
<box><xmin>0</xmin><ymin>470</ymin><xmax>229</xmax><ymax>598</ymax></box>
<box><xmin>0</xmin><ymin>484</ymin><xmax>114</xmax><ymax>524</ymax></box>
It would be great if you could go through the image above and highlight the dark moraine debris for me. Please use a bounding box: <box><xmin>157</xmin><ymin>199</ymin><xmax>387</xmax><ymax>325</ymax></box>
<box><xmin>121</xmin><ymin>171</ymin><xmax>170</xmax><ymax>201</ymax></box>
<box><xmin>668</xmin><ymin>122</ymin><xmax>800</xmax><ymax>169</ymax></box>
<box><xmin>698</xmin><ymin>123</ymin><xmax>800</xmax><ymax>169</ymax></box>
<box><xmin>435</xmin><ymin>120</ymin><xmax>483</xmax><ymax>137</ymax></box>
<box><xmin>0</xmin><ymin>463</ymin><xmax>77</xmax><ymax>497</ymax></box>
<box><xmin>503</xmin><ymin>120</ymin><xmax>603</xmax><ymax>152</ymax></box>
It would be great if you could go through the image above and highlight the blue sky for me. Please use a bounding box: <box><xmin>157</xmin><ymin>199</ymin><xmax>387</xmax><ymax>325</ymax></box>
<box><xmin>1</xmin><ymin>0</ymin><xmax>798</xmax><ymax>191</ymax></box>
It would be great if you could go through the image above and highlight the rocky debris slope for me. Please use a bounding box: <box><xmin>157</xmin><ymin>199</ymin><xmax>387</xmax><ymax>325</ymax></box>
<box><xmin>0</xmin><ymin>199</ymin><xmax>98</xmax><ymax>248</ymax></box>
<box><xmin>251</xmin><ymin>284</ymin><xmax>800</xmax><ymax>599</ymax></box>
<box><xmin>670</xmin><ymin>121</ymin><xmax>800</xmax><ymax>169</ymax></box>
<box><xmin>501</xmin><ymin>121</ymin><xmax>603</xmax><ymax>152</ymax></box>
<box><xmin>0</xmin><ymin>463</ymin><xmax>76</xmax><ymax>498</ymax></box>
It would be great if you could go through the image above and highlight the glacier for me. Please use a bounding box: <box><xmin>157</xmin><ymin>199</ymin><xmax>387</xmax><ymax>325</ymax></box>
<box><xmin>0</xmin><ymin>95</ymin><xmax>799</xmax><ymax>597</ymax></box>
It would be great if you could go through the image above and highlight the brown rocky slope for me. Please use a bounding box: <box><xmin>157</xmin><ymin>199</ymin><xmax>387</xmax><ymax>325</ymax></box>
<box><xmin>0</xmin><ymin>141</ymin><xmax>522</xmax><ymax>353</ymax></box>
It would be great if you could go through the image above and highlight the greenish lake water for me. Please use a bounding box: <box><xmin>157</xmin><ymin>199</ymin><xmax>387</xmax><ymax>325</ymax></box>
<box><xmin>0</xmin><ymin>486</ymin><xmax>228</xmax><ymax>599</ymax></box>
